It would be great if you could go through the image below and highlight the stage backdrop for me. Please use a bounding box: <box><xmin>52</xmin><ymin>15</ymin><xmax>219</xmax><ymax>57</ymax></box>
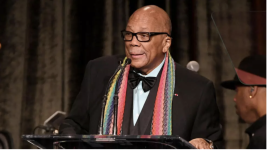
<box><xmin>0</xmin><ymin>0</ymin><xmax>265</xmax><ymax>148</ymax></box>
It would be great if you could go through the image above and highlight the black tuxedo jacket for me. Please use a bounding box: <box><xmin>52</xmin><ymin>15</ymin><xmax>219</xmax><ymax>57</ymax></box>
<box><xmin>59</xmin><ymin>55</ymin><xmax>224</xmax><ymax>148</ymax></box>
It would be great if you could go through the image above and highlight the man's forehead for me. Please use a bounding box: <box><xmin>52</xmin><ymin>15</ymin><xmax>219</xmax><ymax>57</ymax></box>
<box><xmin>128</xmin><ymin>15</ymin><xmax>156</xmax><ymax>24</ymax></box>
<box><xmin>126</xmin><ymin>25</ymin><xmax>148</xmax><ymax>30</ymax></box>
<box><xmin>126</xmin><ymin>18</ymin><xmax>163</xmax><ymax>31</ymax></box>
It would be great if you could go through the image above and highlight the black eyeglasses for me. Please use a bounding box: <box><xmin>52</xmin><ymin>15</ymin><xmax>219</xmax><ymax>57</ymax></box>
<box><xmin>121</xmin><ymin>30</ymin><xmax>171</xmax><ymax>42</ymax></box>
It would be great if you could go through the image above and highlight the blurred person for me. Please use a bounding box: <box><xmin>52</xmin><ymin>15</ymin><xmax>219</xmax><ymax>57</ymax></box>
<box><xmin>60</xmin><ymin>5</ymin><xmax>223</xmax><ymax>149</ymax></box>
<box><xmin>221</xmin><ymin>55</ymin><xmax>266</xmax><ymax>149</ymax></box>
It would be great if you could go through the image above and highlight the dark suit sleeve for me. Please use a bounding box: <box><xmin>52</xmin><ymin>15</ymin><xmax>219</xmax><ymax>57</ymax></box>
<box><xmin>59</xmin><ymin>61</ymin><xmax>92</xmax><ymax>134</ymax></box>
<box><xmin>190</xmin><ymin>81</ymin><xmax>224</xmax><ymax>148</ymax></box>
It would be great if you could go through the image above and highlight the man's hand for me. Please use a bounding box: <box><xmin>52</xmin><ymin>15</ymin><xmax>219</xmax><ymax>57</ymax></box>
<box><xmin>189</xmin><ymin>138</ymin><xmax>212</xmax><ymax>149</ymax></box>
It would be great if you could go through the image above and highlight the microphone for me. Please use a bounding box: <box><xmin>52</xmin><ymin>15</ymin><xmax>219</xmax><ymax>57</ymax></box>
<box><xmin>98</xmin><ymin>58</ymin><xmax>131</xmax><ymax>135</ymax></box>
<box><xmin>113</xmin><ymin>58</ymin><xmax>131</xmax><ymax>135</ymax></box>
<box><xmin>186</xmin><ymin>61</ymin><xmax>200</xmax><ymax>72</ymax></box>
<box><xmin>125</xmin><ymin>58</ymin><xmax>131</xmax><ymax>65</ymax></box>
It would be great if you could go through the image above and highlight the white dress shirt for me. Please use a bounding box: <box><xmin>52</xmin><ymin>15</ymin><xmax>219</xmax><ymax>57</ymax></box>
<box><xmin>133</xmin><ymin>56</ymin><xmax>166</xmax><ymax>125</ymax></box>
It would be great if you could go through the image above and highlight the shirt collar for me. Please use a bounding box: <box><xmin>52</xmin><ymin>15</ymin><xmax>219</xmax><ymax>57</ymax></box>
<box><xmin>245</xmin><ymin>114</ymin><xmax>266</xmax><ymax>134</ymax></box>
<box><xmin>138</xmin><ymin>55</ymin><xmax>166</xmax><ymax>78</ymax></box>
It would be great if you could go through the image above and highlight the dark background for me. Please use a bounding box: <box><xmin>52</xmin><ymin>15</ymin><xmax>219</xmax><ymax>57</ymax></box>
<box><xmin>0</xmin><ymin>0</ymin><xmax>265</xmax><ymax>148</ymax></box>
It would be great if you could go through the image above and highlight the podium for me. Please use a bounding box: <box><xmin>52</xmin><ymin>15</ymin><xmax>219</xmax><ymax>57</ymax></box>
<box><xmin>22</xmin><ymin>135</ymin><xmax>196</xmax><ymax>149</ymax></box>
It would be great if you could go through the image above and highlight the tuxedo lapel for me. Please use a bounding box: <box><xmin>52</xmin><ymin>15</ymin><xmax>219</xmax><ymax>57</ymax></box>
<box><xmin>171</xmin><ymin>64</ymin><xmax>188</xmax><ymax>137</ymax></box>
<box><xmin>121</xmin><ymin>81</ymin><xmax>133</xmax><ymax>135</ymax></box>
<box><xmin>173</xmin><ymin>66</ymin><xmax>180</xmax><ymax>107</ymax></box>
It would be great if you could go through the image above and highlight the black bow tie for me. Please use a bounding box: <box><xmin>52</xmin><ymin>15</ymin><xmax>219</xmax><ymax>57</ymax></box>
<box><xmin>128</xmin><ymin>71</ymin><xmax>157</xmax><ymax>92</ymax></box>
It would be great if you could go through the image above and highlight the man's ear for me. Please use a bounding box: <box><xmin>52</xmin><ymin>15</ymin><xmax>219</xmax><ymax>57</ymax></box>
<box><xmin>162</xmin><ymin>36</ymin><xmax>172</xmax><ymax>53</ymax></box>
<box><xmin>249</xmin><ymin>86</ymin><xmax>258</xmax><ymax>99</ymax></box>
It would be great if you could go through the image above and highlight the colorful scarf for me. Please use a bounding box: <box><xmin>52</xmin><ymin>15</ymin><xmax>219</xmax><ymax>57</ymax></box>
<box><xmin>103</xmin><ymin>51</ymin><xmax>175</xmax><ymax>135</ymax></box>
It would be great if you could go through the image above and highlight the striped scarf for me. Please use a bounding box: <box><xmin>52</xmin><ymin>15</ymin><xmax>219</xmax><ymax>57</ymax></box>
<box><xmin>103</xmin><ymin>51</ymin><xmax>175</xmax><ymax>135</ymax></box>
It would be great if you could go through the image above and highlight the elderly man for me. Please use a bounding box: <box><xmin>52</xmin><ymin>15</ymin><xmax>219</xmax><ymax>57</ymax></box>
<box><xmin>221</xmin><ymin>55</ymin><xmax>266</xmax><ymax>149</ymax></box>
<box><xmin>60</xmin><ymin>5</ymin><xmax>223</xmax><ymax>149</ymax></box>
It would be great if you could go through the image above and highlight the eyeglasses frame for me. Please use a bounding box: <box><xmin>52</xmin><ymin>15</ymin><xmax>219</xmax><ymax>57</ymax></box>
<box><xmin>121</xmin><ymin>30</ymin><xmax>172</xmax><ymax>42</ymax></box>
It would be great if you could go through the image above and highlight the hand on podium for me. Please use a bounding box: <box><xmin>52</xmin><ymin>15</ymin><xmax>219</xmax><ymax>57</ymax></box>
<box><xmin>189</xmin><ymin>138</ymin><xmax>213</xmax><ymax>149</ymax></box>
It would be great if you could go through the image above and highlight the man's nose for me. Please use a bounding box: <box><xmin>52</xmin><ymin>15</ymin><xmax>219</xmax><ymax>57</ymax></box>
<box><xmin>129</xmin><ymin>35</ymin><xmax>140</xmax><ymax>47</ymax></box>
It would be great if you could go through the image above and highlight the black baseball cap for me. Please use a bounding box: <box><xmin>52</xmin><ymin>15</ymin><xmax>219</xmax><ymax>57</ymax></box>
<box><xmin>221</xmin><ymin>55</ymin><xmax>266</xmax><ymax>90</ymax></box>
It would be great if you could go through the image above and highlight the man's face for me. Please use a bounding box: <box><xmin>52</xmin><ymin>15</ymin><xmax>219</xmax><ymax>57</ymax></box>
<box><xmin>234</xmin><ymin>86</ymin><xmax>255</xmax><ymax>123</ymax></box>
<box><xmin>124</xmin><ymin>14</ymin><xmax>168</xmax><ymax>74</ymax></box>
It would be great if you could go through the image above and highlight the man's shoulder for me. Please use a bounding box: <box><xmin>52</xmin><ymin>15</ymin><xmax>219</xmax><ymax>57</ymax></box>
<box><xmin>175</xmin><ymin>62</ymin><xmax>212</xmax><ymax>87</ymax></box>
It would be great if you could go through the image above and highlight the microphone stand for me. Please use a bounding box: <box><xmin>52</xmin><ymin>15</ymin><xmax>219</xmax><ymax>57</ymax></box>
<box><xmin>113</xmin><ymin>95</ymin><xmax>119</xmax><ymax>135</ymax></box>
<box><xmin>112</xmin><ymin>59</ymin><xmax>131</xmax><ymax>135</ymax></box>
<box><xmin>98</xmin><ymin>62</ymin><xmax>122</xmax><ymax>135</ymax></box>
